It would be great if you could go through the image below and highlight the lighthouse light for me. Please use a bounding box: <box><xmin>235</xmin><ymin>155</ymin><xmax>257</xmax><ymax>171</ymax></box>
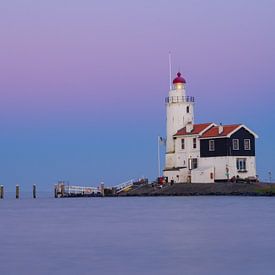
<box><xmin>176</xmin><ymin>83</ymin><xmax>183</xmax><ymax>90</ymax></box>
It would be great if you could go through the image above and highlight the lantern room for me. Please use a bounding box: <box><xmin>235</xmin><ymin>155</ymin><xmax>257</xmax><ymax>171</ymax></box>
<box><xmin>172</xmin><ymin>72</ymin><xmax>186</xmax><ymax>90</ymax></box>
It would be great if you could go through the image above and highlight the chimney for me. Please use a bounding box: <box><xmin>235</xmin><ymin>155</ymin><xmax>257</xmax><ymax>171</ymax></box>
<box><xmin>186</xmin><ymin>122</ymin><xmax>194</xmax><ymax>133</ymax></box>
<box><xmin>218</xmin><ymin>123</ymin><xmax>223</xmax><ymax>135</ymax></box>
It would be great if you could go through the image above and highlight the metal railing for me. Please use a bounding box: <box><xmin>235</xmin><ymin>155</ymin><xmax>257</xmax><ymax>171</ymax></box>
<box><xmin>165</xmin><ymin>96</ymin><xmax>195</xmax><ymax>104</ymax></box>
<box><xmin>64</xmin><ymin>185</ymin><xmax>100</xmax><ymax>195</ymax></box>
<box><xmin>114</xmin><ymin>179</ymin><xmax>135</xmax><ymax>193</ymax></box>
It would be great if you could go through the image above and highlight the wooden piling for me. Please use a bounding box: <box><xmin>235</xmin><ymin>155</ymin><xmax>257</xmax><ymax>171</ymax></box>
<box><xmin>0</xmin><ymin>185</ymin><xmax>3</xmax><ymax>199</ymax></box>
<box><xmin>61</xmin><ymin>184</ymin><xmax>65</xmax><ymax>197</ymax></box>
<box><xmin>100</xmin><ymin>182</ymin><xmax>105</xmax><ymax>197</ymax></box>
<box><xmin>16</xmin><ymin>185</ymin><xmax>20</xmax><ymax>199</ymax></box>
<box><xmin>54</xmin><ymin>185</ymin><xmax>58</xmax><ymax>198</ymax></box>
<box><xmin>33</xmin><ymin>184</ymin><xmax>37</xmax><ymax>199</ymax></box>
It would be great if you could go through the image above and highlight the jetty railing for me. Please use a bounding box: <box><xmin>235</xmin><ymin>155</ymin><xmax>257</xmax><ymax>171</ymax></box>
<box><xmin>54</xmin><ymin>178</ymin><xmax>148</xmax><ymax>198</ymax></box>
<box><xmin>65</xmin><ymin>185</ymin><xmax>100</xmax><ymax>195</ymax></box>
<box><xmin>114</xmin><ymin>179</ymin><xmax>135</xmax><ymax>193</ymax></box>
<box><xmin>54</xmin><ymin>182</ymin><xmax>103</xmax><ymax>197</ymax></box>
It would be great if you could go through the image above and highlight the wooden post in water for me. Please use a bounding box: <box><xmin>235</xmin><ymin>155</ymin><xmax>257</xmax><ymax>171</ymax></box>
<box><xmin>61</xmin><ymin>184</ymin><xmax>65</xmax><ymax>197</ymax></box>
<box><xmin>0</xmin><ymin>185</ymin><xmax>4</xmax><ymax>199</ymax></box>
<box><xmin>54</xmin><ymin>185</ymin><xmax>58</xmax><ymax>198</ymax></box>
<box><xmin>100</xmin><ymin>182</ymin><xmax>105</xmax><ymax>197</ymax></box>
<box><xmin>16</xmin><ymin>185</ymin><xmax>20</xmax><ymax>199</ymax></box>
<box><xmin>33</xmin><ymin>184</ymin><xmax>37</xmax><ymax>199</ymax></box>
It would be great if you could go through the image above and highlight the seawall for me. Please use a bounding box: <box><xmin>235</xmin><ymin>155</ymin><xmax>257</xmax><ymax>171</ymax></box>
<box><xmin>118</xmin><ymin>182</ymin><xmax>275</xmax><ymax>197</ymax></box>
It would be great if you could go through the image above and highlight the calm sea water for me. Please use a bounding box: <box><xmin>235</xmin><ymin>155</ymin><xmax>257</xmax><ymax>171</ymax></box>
<box><xmin>1</xmin><ymin>196</ymin><xmax>275</xmax><ymax>275</ymax></box>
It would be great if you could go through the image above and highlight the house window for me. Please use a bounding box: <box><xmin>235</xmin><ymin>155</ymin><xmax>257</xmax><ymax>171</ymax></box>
<box><xmin>232</xmin><ymin>139</ymin><xmax>239</xmax><ymax>150</ymax></box>
<box><xmin>244</xmin><ymin>139</ymin><xmax>251</xmax><ymax>150</ymax></box>
<box><xmin>193</xmin><ymin>138</ymin><xmax>197</xmax><ymax>149</ymax></box>
<box><xmin>187</xmin><ymin>106</ymin><xmax>190</xmax><ymax>113</ymax></box>
<box><xmin>188</xmin><ymin>158</ymin><xmax>198</xmax><ymax>170</ymax></box>
<box><xmin>192</xmin><ymin>158</ymin><xmax>198</xmax><ymax>169</ymax></box>
<box><xmin>236</xmin><ymin>158</ymin><xmax>247</xmax><ymax>171</ymax></box>
<box><xmin>209</xmin><ymin>140</ymin><xmax>215</xmax><ymax>151</ymax></box>
<box><xmin>181</xmin><ymin>139</ymin><xmax>185</xmax><ymax>150</ymax></box>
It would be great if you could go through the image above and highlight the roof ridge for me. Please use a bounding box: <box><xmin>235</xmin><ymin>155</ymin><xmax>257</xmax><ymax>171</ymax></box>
<box><xmin>201</xmin><ymin>124</ymin><xmax>242</xmax><ymax>138</ymax></box>
<box><xmin>212</xmin><ymin>123</ymin><xmax>242</xmax><ymax>127</ymax></box>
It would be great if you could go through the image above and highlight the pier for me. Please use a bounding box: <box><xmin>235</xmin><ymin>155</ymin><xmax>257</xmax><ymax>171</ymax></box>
<box><xmin>54</xmin><ymin>178</ymin><xmax>148</xmax><ymax>198</ymax></box>
<box><xmin>54</xmin><ymin>181</ymin><xmax>103</xmax><ymax>198</ymax></box>
<box><xmin>0</xmin><ymin>180</ymin><xmax>275</xmax><ymax>199</ymax></box>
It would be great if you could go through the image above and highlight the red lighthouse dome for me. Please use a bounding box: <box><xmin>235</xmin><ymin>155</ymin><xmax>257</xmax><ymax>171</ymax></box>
<box><xmin>173</xmin><ymin>72</ymin><xmax>186</xmax><ymax>84</ymax></box>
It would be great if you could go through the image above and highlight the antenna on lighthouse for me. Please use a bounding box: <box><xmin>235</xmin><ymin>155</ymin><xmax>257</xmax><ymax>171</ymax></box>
<box><xmin>169</xmin><ymin>51</ymin><xmax>172</xmax><ymax>90</ymax></box>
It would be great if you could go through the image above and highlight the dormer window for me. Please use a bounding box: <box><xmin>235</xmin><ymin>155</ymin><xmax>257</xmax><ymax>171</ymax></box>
<box><xmin>232</xmin><ymin>139</ymin><xmax>239</xmax><ymax>150</ymax></box>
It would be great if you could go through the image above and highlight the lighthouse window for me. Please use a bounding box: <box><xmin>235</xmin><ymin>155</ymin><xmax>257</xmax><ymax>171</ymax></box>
<box><xmin>193</xmin><ymin>138</ymin><xmax>197</xmax><ymax>149</ymax></box>
<box><xmin>233</xmin><ymin>139</ymin><xmax>239</xmax><ymax>150</ymax></box>
<box><xmin>209</xmin><ymin>140</ymin><xmax>215</xmax><ymax>151</ymax></box>
<box><xmin>181</xmin><ymin>139</ymin><xmax>185</xmax><ymax>150</ymax></box>
<box><xmin>244</xmin><ymin>139</ymin><xmax>251</xmax><ymax>150</ymax></box>
<box><xmin>187</xmin><ymin>106</ymin><xmax>190</xmax><ymax>113</ymax></box>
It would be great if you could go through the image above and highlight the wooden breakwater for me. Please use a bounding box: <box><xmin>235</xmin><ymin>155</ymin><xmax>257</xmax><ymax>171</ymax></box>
<box><xmin>0</xmin><ymin>184</ymin><xmax>37</xmax><ymax>199</ymax></box>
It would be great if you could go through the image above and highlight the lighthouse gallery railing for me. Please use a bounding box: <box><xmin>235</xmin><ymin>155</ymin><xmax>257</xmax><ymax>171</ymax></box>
<box><xmin>165</xmin><ymin>96</ymin><xmax>195</xmax><ymax>103</ymax></box>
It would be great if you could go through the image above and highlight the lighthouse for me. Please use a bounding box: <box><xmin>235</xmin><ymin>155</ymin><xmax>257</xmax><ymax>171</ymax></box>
<box><xmin>164</xmin><ymin>72</ymin><xmax>195</xmax><ymax>170</ymax></box>
<box><xmin>163</xmin><ymin>71</ymin><xmax>258</xmax><ymax>184</ymax></box>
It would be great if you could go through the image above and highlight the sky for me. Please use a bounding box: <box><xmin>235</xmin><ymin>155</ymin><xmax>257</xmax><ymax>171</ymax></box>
<box><xmin>0</xmin><ymin>0</ymin><xmax>275</xmax><ymax>191</ymax></box>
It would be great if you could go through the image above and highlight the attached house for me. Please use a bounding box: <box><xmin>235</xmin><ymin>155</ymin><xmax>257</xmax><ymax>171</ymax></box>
<box><xmin>172</xmin><ymin>123</ymin><xmax>258</xmax><ymax>183</ymax></box>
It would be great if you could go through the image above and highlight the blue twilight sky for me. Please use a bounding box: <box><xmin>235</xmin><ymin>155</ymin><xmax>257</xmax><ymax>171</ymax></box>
<box><xmin>0</xmin><ymin>0</ymin><xmax>275</xmax><ymax>190</ymax></box>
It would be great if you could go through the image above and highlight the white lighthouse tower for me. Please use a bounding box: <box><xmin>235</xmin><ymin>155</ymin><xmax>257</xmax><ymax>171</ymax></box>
<box><xmin>164</xmin><ymin>72</ymin><xmax>195</xmax><ymax>179</ymax></box>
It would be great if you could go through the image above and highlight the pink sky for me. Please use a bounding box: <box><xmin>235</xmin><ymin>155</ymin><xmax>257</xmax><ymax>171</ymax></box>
<box><xmin>0</xmin><ymin>0</ymin><xmax>275</xmax><ymax>189</ymax></box>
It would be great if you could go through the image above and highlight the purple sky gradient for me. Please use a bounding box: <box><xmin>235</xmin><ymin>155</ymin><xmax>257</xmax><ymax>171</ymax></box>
<box><xmin>0</xmin><ymin>0</ymin><xmax>275</xmax><ymax>190</ymax></box>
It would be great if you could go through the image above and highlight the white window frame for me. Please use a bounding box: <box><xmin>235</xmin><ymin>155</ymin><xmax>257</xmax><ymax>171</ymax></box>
<box><xmin>193</xmin><ymin>138</ymin><xmax>197</xmax><ymax>149</ymax></box>
<box><xmin>232</xmin><ymin>139</ymin><xmax>239</xmax><ymax>150</ymax></box>
<box><xmin>209</xmin><ymin>140</ymin><xmax>215</xmax><ymax>151</ymax></box>
<box><xmin>244</xmin><ymin>139</ymin><xmax>251</xmax><ymax>150</ymax></box>
<box><xmin>189</xmin><ymin>158</ymin><xmax>198</xmax><ymax>170</ymax></box>
<box><xmin>181</xmin><ymin>139</ymin><xmax>185</xmax><ymax>150</ymax></box>
<box><xmin>236</xmin><ymin>158</ymin><xmax>247</xmax><ymax>171</ymax></box>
